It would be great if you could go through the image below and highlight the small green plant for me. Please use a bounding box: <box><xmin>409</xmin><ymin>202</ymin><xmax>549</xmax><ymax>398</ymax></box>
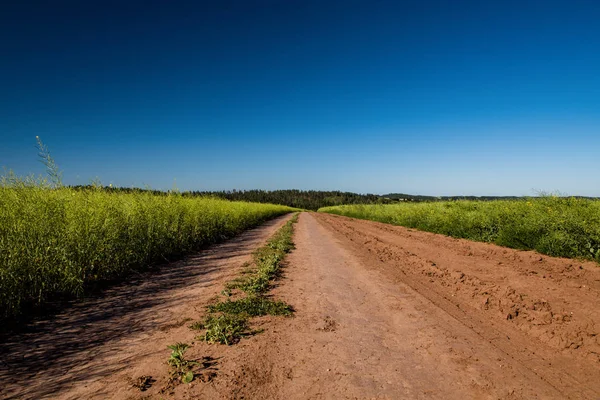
<box><xmin>35</xmin><ymin>136</ymin><xmax>63</xmax><ymax>188</ymax></box>
<box><xmin>201</xmin><ymin>313</ymin><xmax>249</xmax><ymax>345</ymax></box>
<box><xmin>227</xmin><ymin>273</ymin><xmax>271</xmax><ymax>294</ymax></box>
<box><xmin>167</xmin><ymin>342</ymin><xmax>197</xmax><ymax>383</ymax></box>
<box><xmin>208</xmin><ymin>296</ymin><xmax>293</xmax><ymax>317</ymax></box>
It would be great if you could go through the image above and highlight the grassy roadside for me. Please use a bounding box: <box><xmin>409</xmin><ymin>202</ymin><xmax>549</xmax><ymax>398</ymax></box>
<box><xmin>319</xmin><ymin>198</ymin><xmax>600</xmax><ymax>262</ymax></box>
<box><xmin>0</xmin><ymin>178</ymin><xmax>296</xmax><ymax>319</ymax></box>
<box><xmin>191</xmin><ymin>213</ymin><xmax>299</xmax><ymax>345</ymax></box>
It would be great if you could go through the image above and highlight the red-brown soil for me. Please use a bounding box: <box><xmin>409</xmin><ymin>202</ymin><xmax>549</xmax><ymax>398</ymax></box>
<box><xmin>2</xmin><ymin>212</ymin><xmax>599</xmax><ymax>399</ymax></box>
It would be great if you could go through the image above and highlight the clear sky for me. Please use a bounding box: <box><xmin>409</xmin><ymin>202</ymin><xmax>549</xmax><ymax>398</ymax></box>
<box><xmin>1</xmin><ymin>0</ymin><xmax>599</xmax><ymax>196</ymax></box>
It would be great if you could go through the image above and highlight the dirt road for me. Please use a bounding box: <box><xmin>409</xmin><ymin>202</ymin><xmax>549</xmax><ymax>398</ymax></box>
<box><xmin>220</xmin><ymin>212</ymin><xmax>600</xmax><ymax>399</ymax></box>
<box><xmin>2</xmin><ymin>212</ymin><xmax>600</xmax><ymax>399</ymax></box>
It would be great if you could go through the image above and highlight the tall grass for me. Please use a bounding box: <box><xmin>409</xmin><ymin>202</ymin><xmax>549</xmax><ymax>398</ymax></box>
<box><xmin>0</xmin><ymin>175</ymin><xmax>294</xmax><ymax>319</ymax></box>
<box><xmin>319</xmin><ymin>197</ymin><xmax>600</xmax><ymax>262</ymax></box>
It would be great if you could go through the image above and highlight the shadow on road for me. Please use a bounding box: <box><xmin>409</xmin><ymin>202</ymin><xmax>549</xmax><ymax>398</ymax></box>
<box><xmin>0</xmin><ymin>215</ymin><xmax>289</xmax><ymax>399</ymax></box>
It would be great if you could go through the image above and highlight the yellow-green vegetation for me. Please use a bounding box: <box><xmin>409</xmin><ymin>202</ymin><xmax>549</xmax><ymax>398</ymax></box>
<box><xmin>0</xmin><ymin>175</ymin><xmax>294</xmax><ymax>319</ymax></box>
<box><xmin>197</xmin><ymin>313</ymin><xmax>251</xmax><ymax>345</ymax></box>
<box><xmin>192</xmin><ymin>214</ymin><xmax>298</xmax><ymax>345</ymax></box>
<box><xmin>319</xmin><ymin>198</ymin><xmax>600</xmax><ymax>262</ymax></box>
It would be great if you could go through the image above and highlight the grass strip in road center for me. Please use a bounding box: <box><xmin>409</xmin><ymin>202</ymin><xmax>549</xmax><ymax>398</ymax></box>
<box><xmin>191</xmin><ymin>213</ymin><xmax>298</xmax><ymax>345</ymax></box>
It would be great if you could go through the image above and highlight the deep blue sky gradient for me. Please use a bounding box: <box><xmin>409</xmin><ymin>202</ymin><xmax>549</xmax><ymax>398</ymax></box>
<box><xmin>1</xmin><ymin>0</ymin><xmax>599</xmax><ymax>195</ymax></box>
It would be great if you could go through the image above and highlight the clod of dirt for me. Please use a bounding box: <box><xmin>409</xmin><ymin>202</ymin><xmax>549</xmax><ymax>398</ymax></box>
<box><xmin>198</xmin><ymin>371</ymin><xmax>217</xmax><ymax>382</ymax></box>
<box><xmin>482</xmin><ymin>297</ymin><xmax>490</xmax><ymax>310</ymax></box>
<box><xmin>316</xmin><ymin>316</ymin><xmax>337</xmax><ymax>332</ymax></box>
<box><xmin>131</xmin><ymin>375</ymin><xmax>155</xmax><ymax>391</ymax></box>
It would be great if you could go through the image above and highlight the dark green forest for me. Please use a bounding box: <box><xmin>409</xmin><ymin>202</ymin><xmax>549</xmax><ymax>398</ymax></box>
<box><xmin>382</xmin><ymin>193</ymin><xmax>522</xmax><ymax>202</ymax></box>
<box><xmin>192</xmin><ymin>190</ymin><xmax>389</xmax><ymax>210</ymax></box>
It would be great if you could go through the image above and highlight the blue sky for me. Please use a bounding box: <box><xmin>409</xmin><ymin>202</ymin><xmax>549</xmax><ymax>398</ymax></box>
<box><xmin>1</xmin><ymin>0</ymin><xmax>599</xmax><ymax>195</ymax></box>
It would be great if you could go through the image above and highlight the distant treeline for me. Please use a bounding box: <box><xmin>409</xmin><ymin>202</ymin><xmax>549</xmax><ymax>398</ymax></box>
<box><xmin>382</xmin><ymin>193</ymin><xmax>600</xmax><ymax>202</ymax></box>
<box><xmin>382</xmin><ymin>193</ymin><xmax>523</xmax><ymax>202</ymax></box>
<box><xmin>192</xmin><ymin>190</ymin><xmax>389</xmax><ymax>210</ymax></box>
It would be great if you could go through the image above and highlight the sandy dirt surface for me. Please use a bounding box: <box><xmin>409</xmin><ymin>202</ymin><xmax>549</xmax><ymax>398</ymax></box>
<box><xmin>206</xmin><ymin>212</ymin><xmax>600</xmax><ymax>400</ymax></box>
<box><xmin>2</xmin><ymin>212</ymin><xmax>600</xmax><ymax>399</ymax></box>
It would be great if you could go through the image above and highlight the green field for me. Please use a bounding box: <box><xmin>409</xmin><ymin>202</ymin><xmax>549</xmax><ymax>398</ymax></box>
<box><xmin>0</xmin><ymin>177</ymin><xmax>294</xmax><ymax>319</ymax></box>
<box><xmin>319</xmin><ymin>197</ymin><xmax>600</xmax><ymax>262</ymax></box>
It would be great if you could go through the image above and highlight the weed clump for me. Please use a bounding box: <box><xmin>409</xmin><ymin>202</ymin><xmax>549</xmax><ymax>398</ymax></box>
<box><xmin>167</xmin><ymin>342</ymin><xmax>198</xmax><ymax>383</ymax></box>
<box><xmin>208</xmin><ymin>296</ymin><xmax>293</xmax><ymax>317</ymax></box>
<box><xmin>201</xmin><ymin>313</ymin><xmax>250</xmax><ymax>345</ymax></box>
<box><xmin>226</xmin><ymin>273</ymin><xmax>271</xmax><ymax>294</ymax></box>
